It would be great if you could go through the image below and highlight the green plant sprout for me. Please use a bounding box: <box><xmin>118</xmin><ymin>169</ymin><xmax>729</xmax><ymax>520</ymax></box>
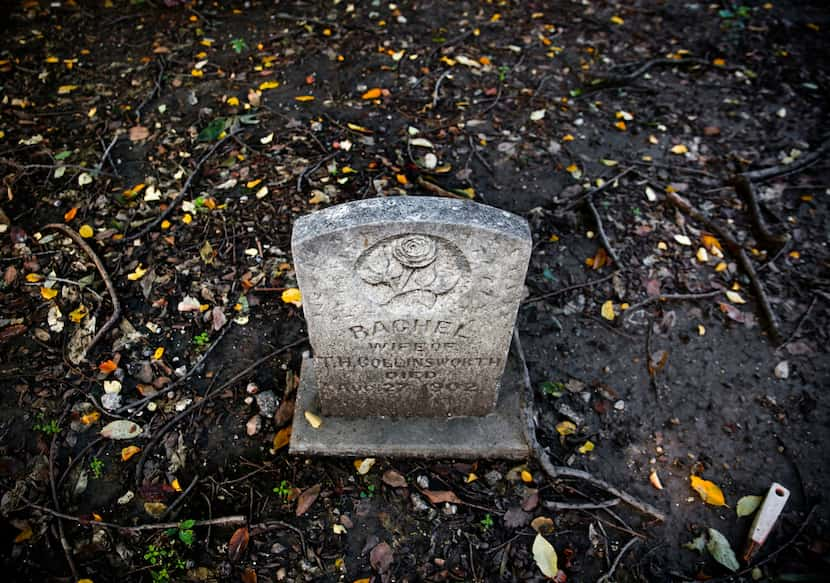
<box><xmin>231</xmin><ymin>38</ymin><xmax>248</xmax><ymax>53</ymax></box>
<box><xmin>273</xmin><ymin>479</ymin><xmax>292</xmax><ymax>501</ymax></box>
<box><xmin>480</xmin><ymin>513</ymin><xmax>494</xmax><ymax>531</ymax></box>
<box><xmin>144</xmin><ymin>543</ymin><xmax>186</xmax><ymax>583</ymax></box>
<box><xmin>192</xmin><ymin>331</ymin><xmax>210</xmax><ymax>348</ymax></box>
<box><xmin>33</xmin><ymin>413</ymin><xmax>61</xmax><ymax>435</ymax></box>
<box><xmin>89</xmin><ymin>456</ymin><xmax>104</xmax><ymax>479</ymax></box>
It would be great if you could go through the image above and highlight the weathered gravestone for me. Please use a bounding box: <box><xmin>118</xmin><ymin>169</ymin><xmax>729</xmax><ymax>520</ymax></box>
<box><xmin>289</xmin><ymin>196</ymin><xmax>532</xmax><ymax>458</ymax></box>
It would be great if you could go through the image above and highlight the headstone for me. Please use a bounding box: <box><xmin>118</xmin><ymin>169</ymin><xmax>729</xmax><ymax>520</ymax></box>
<box><xmin>289</xmin><ymin>196</ymin><xmax>532</xmax><ymax>458</ymax></box>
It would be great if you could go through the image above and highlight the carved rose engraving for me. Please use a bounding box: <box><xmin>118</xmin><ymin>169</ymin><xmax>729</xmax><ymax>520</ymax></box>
<box><xmin>356</xmin><ymin>234</ymin><xmax>469</xmax><ymax>307</ymax></box>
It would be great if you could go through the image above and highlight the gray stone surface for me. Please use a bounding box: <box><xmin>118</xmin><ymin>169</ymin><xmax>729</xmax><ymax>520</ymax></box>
<box><xmin>289</xmin><ymin>355</ymin><xmax>529</xmax><ymax>458</ymax></box>
<box><xmin>291</xmin><ymin>196</ymin><xmax>531</xmax><ymax>418</ymax></box>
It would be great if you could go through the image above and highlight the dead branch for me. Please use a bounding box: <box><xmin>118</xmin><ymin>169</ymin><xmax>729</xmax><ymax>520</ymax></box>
<box><xmin>730</xmin><ymin>174</ymin><xmax>789</xmax><ymax>250</ymax></box>
<box><xmin>513</xmin><ymin>329</ymin><xmax>666</xmax><ymax>521</ymax></box>
<box><xmin>523</xmin><ymin>271</ymin><xmax>619</xmax><ymax>305</ymax></box>
<box><xmin>42</xmin><ymin>223</ymin><xmax>122</xmax><ymax>358</ymax></box>
<box><xmin>780</xmin><ymin>295</ymin><xmax>818</xmax><ymax>347</ymax></box>
<box><xmin>416</xmin><ymin>176</ymin><xmax>468</xmax><ymax>199</ymax></box>
<box><xmin>597</xmin><ymin>537</ymin><xmax>639</xmax><ymax>583</ymax></box>
<box><xmin>544</xmin><ymin>498</ymin><xmax>620</xmax><ymax>511</ymax></box>
<box><xmin>49</xmin><ymin>409</ymin><xmax>78</xmax><ymax>581</ymax></box>
<box><xmin>590</xmin><ymin>57</ymin><xmax>740</xmax><ymax>89</ymax></box>
<box><xmin>558</xmin><ymin>167</ymin><xmax>634</xmax><ymax>214</ymax></box>
<box><xmin>120</xmin><ymin>132</ymin><xmax>237</xmax><ymax>242</ymax></box>
<box><xmin>741</xmin><ymin>138</ymin><xmax>830</xmax><ymax>182</ymax></box>
<box><xmin>664</xmin><ymin>191</ymin><xmax>782</xmax><ymax>342</ymax></box>
<box><xmin>623</xmin><ymin>290</ymin><xmax>723</xmax><ymax>320</ymax></box>
<box><xmin>587</xmin><ymin>194</ymin><xmax>621</xmax><ymax>268</ymax></box>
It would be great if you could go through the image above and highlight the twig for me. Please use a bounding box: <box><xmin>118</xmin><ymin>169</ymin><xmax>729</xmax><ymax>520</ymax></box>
<box><xmin>432</xmin><ymin>70</ymin><xmax>452</xmax><ymax>109</ymax></box>
<box><xmin>523</xmin><ymin>271</ymin><xmax>618</xmax><ymax>305</ymax></box>
<box><xmin>28</xmin><ymin>503</ymin><xmax>247</xmax><ymax>531</ymax></box>
<box><xmin>780</xmin><ymin>295</ymin><xmax>818</xmax><ymax>347</ymax></box>
<box><xmin>597</xmin><ymin>537</ymin><xmax>639</xmax><ymax>583</ymax></box>
<box><xmin>544</xmin><ymin>498</ymin><xmax>620</xmax><ymax>511</ymax></box>
<box><xmin>96</xmin><ymin>133</ymin><xmax>121</xmax><ymax>177</ymax></box>
<box><xmin>42</xmin><ymin>223</ymin><xmax>121</xmax><ymax>358</ymax></box>
<box><xmin>49</xmin><ymin>409</ymin><xmax>78</xmax><ymax>581</ymax></box>
<box><xmin>57</xmin><ymin>435</ymin><xmax>104</xmax><ymax>489</ymax></box>
<box><xmin>120</xmin><ymin>132</ymin><xmax>237</xmax><ymax>242</ymax></box>
<box><xmin>587</xmin><ymin>194</ymin><xmax>621</xmax><ymax>268</ymax></box>
<box><xmin>162</xmin><ymin>475</ymin><xmax>199</xmax><ymax>520</ymax></box>
<box><xmin>623</xmin><ymin>290</ymin><xmax>723</xmax><ymax>320</ymax></box>
<box><xmin>296</xmin><ymin>151</ymin><xmax>337</xmax><ymax>193</ymax></box>
<box><xmin>589</xmin><ymin>57</ymin><xmax>738</xmax><ymax>89</ymax></box>
<box><xmin>274</xmin><ymin>11</ymin><xmax>337</xmax><ymax>28</ymax></box>
<box><xmin>249</xmin><ymin>520</ymin><xmax>307</xmax><ymax>557</ymax></box>
<box><xmin>663</xmin><ymin>191</ymin><xmax>782</xmax><ymax>342</ymax></box>
<box><xmin>741</xmin><ymin>138</ymin><xmax>830</xmax><ymax>182</ymax></box>
<box><xmin>730</xmin><ymin>174</ymin><xmax>789</xmax><ymax>250</ymax></box>
<box><xmin>416</xmin><ymin>176</ymin><xmax>468</xmax><ymax>199</ymax></box>
<box><xmin>513</xmin><ymin>328</ymin><xmax>666</xmax><ymax>521</ymax></box>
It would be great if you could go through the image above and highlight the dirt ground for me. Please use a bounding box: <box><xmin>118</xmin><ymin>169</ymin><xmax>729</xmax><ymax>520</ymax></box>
<box><xmin>0</xmin><ymin>1</ymin><xmax>828</xmax><ymax>581</ymax></box>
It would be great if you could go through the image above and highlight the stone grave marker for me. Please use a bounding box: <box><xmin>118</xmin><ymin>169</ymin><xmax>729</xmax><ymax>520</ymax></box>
<box><xmin>289</xmin><ymin>196</ymin><xmax>532</xmax><ymax>458</ymax></box>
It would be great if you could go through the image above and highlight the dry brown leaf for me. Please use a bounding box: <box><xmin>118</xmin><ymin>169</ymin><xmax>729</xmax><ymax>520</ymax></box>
<box><xmin>421</xmin><ymin>489</ymin><xmax>461</xmax><ymax>505</ymax></box>
<box><xmin>370</xmin><ymin>541</ymin><xmax>394</xmax><ymax>574</ymax></box>
<box><xmin>241</xmin><ymin>567</ymin><xmax>257</xmax><ymax>583</ymax></box>
<box><xmin>227</xmin><ymin>526</ymin><xmax>250</xmax><ymax>562</ymax></box>
<box><xmin>381</xmin><ymin>469</ymin><xmax>407</xmax><ymax>488</ymax></box>
<box><xmin>295</xmin><ymin>483</ymin><xmax>321</xmax><ymax>517</ymax></box>
<box><xmin>129</xmin><ymin>126</ymin><xmax>150</xmax><ymax>142</ymax></box>
<box><xmin>273</xmin><ymin>426</ymin><xmax>292</xmax><ymax>451</ymax></box>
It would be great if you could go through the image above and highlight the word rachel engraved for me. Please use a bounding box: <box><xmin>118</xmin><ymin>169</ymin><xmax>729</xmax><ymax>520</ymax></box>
<box><xmin>348</xmin><ymin>318</ymin><xmax>469</xmax><ymax>340</ymax></box>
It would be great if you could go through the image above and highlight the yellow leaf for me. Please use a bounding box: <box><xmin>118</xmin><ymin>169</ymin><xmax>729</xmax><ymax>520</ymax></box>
<box><xmin>788</xmin><ymin>250</ymin><xmax>800</xmax><ymax>259</ymax></box>
<box><xmin>99</xmin><ymin>359</ymin><xmax>117</xmax><ymax>373</ymax></box>
<box><xmin>273</xmin><ymin>426</ymin><xmax>292</xmax><ymax>450</ymax></box>
<box><xmin>562</xmin><ymin>134</ymin><xmax>574</xmax><ymax>142</ymax></box>
<box><xmin>182</xmin><ymin>213</ymin><xmax>193</xmax><ymax>224</ymax></box>
<box><xmin>521</xmin><ymin>470</ymin><xmax>533</xmax><ymax>483</ymax></box>
<box><xmin>304</xmin><ymin>410</ymin><xmax>322</xmax><ymax>429</ymax></box>
<box><xmin>610</xmin><ymin>15</ymin><xmax>624</xmax><ymax>25</ymax></box>
<box><xmin>227</xmin><ymin>96</ymin><xmax>240</xmax><ymax>106</ymax></box>
<box><xmin>127</xmin><ymin>264</ymin><xmax>147</xmax><ymax>281</ymax></box>
<box><xmin>45</xmin><ymin>56</ymin><xmax>59</xmax><ymax>63</ymax></box>
<box><xmin>696</xmin><ymin>247</ymin><xmax>709</xmax><ymax>263</ymax></box>
<box><xmin>354</xmin><ymin>457</ymin><xmax>375</xmax><ymax>474</ymax></box>
<box><xmin>295</xmin><ymin>95</ymin><xmax>315</xmax><ymax>102</ymax></box>
<box><xmin>396</xmin><ymin>173</ymin><xmax>408</xmax><ymax>185</ymax></box>
<box><xmin>40</xmin><ymin>286</ymin><xmax>58</xmax><ymax>300</ymax></box>
<box><xmin>671</xmin><ymin>144</ymin><xmax>689</xmax><ymax>155</ymax></box>
<box><xmin>465</xmin><ymin>473</ymin><xmax>478</xmax><ymax>483</ymax></box>
<box><xmin>79</xmin><ymin>224</ymin><xmax>94</xmax><ymax>238</ymax></box>
<box><xmin>14</xmin><ymin>527</ymin><xmax>33</xmax><ymax>543</ymax></box>
<box><xmin>121</xmin><ymin>445</ymin><xmax>141</xmax><ymax>461</ymax></box>
<box><xmin>64</xmin><ymin>207</ymin><xmax>78</xmax><ymax>222</ymax></box>
<box><xmin>690</xmin><ymin>475</ymin><xmax>726</xmax><ymax>506</ymax></box>
<box><xmin>361</xmin><ymin>87</ymin><xmax>382</xmax><ymax>100</ymax></box>
<box><xmin>69</xmin><ymin>305</ymin><xmax>88</xmax><ymax>323</ymax></box>
<box><xmin>259</xmin><ymin>80</ymin><xmax>280</xmax><ymax>90</ymax></box>
<box><xmin>713</xmin><ymin>58</ymin><xmax>726</xmax><ymax>67</ymax></box>
<box><xmin>614</xmin><ymin>120</ymin><xmax>627</xmax><ymax>131</ymax></box>
<box><xmin>698</xmin><ymin>324</ymin><xmax>706</xmax><ymax>336</ymax></box>
<box><xmin>81</xmin><ymin>411</ymin><xmax>101</xmax><ymax>425</ymax></box>
<box><xmin>701</xmin><ymin>233</ymin><xmax>722</xmax><ymax>252</ymax></box>
<box><xmin>26</xmin><ymin>273</ymin><xmax>43</xmax><ymax>282</ymax></box>
<box><xmin>153</xmin><ymin>347</ymin><xmax>164</xmax><ymax>360</ymax></box>
<box><xmin>649</xmin><ymin>470</ymin><xmax>664</xmax><ymax>490</ymax></box>
<box><xmin>532</xmin><ymin>534</ymin><xmax>559</xmax><ymax>578</ymax></box>
<box><xmin>191</xmin><ymin>69</ymin><xmax>204</xmax><ymax>78</ymax></box>
<box><xmin>281</xmin><ymin>288</ymin><xmax>302</xmax><ymax>307</ymax></box>
<box><xmin>565</xmin><ymin>163</ymin><xmax>577</xmax><ymax>172</ymax></box>
<box><xmin>171</xmin><ymin>478</ymin><xmax>182</xmax><ymax>492</ymax></box>
<box><xmin>601</xmin><ymin>300</ymin><xmax>615</xmax><ymax>321</ymax></box>
<box><xmin>57</xmin><ymin>85</ymin><xmax>78</xmax><ymax>94</ymax></box>
<box><xmin>346</xmin><ymin>122</ymin><xmax>373</xmax><ymax>134</ymax></box>
<box><xmin>161</xmin><ymin>220</ymin><xmax>171</xmax><ymax>230</ymax></box>
<box><xmin>246</xmin><ymin>178</ymin><xmax>262</xmax><ymax>189</ymax></box>
<box><xmin>725</xmin><ymin>290</ymin><xmax>746</xmax><ymax>304</ymax></box>
<box><xmin>78</xmin><ymin>579</ymin><xmax>94</xmax><ymax>583</ymax></box>
<box><xmin>715</xmin><ymin>261</ymin><xmax>728</xmax><ymax>272</ymax></box>
<box><xmin>578</xmin><ymin>440</ymin><xmax>595</xmax><ymax>454</ymax></box>
<box><xmin>555</xmin><ymin>420</ymin><xmax>576</xmax><ymax>436</ymax></box>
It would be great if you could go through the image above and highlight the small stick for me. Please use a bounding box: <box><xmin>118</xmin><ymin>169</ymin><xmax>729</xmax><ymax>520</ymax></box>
<box><xmin>558</xmin><ymin>167</ymin><xmax>634</xmax><ymax>213</ymax></box>
<box><xmin>742</xmin><ymin>138</ymin><xmax>830</xmax><ymax>182</ymax></box>
<box><xmin>432</xmin><ymin>70</ymin><xmax>452</xmax><ymax>109</ymax></box>
<box><xmin>586</xmin><ymin>194</ymin><xmax>621</xmax><ymax>268</ymax></box>
<box><xmin>49</xmin><ymin>409</ymin><xmax>78</xmax><ymax>581</ymax></box>
<box><xmin>623</xmin><ymin>290</ymin><xmax>723</xmax><ymax>320</ymax></box>
<box><xmin>513</xmin><ymin>328</ymin><xmax>666</xmax><ymax>521</ymax></box>
<box><xmin>590</xmin><ymin>57</ymin><xmax>740</xmax><ymax>89</ymax></box>
<box><xmin>780</xmin><ymin>295</ymin><xmax>818</xmax><ymax>347</ymax></box>
<box><xmin>544</xmin><ymin>498</ymin><xmax>620</xmax><ymax>511</ymax></box>
<box><xmin>28</xmin><ymin>503</ymin><xmax>246</xmax><ymax>531</ymax></box>
<box><xmin>597</xmin><ymin>537</ymin><xmax>639</xmax><ymax>583</ymax></box>
<box><xmin>523</xmin><ymin>271</ymin><xmax>618</xmax><ymax>305</ymax></box>
<box><xmin>96</xmin><ymin>133</ymin><xmax>121</xmax><ymax>177</ymax></box>
<box><xmin>664</xmin><ymin>191</ymin><xmax>782</xmax><ymax>342</ymax></box>
<box><xmin>730</xmin><ymin>174</ymin><xmax>789</xmax><ymax>249</ymax></box>
<box><xmin>42</xmin><ymin>223</ymin><xmax>121</xmax><ymax>358</ymax></box>
<box><xmin>162</xmin><ymin>475</ymin><xmax>199</xmax><ymax>520</ymax></box>
<box><xmin>121</xmin><ymin>132</ymin><xmax>237</xmax><ymax>242</ymax></box>
<box><xmin>416</xmin><ymin>176</ymin><xmax>468</xmax><ymax>200</ymax></box>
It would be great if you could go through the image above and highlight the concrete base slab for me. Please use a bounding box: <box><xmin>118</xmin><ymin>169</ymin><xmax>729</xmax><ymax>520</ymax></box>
<box><xmin>289</xmin><ymin>356</ymin><xmax>530</xmax><ymax>459</ymax></box>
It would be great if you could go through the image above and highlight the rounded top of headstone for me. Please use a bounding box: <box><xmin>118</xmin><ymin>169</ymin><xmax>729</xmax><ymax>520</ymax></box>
<box><xmin>292</xmin><ymin>196</ymin><xmax>530</xmax><ymax>245</ymax></box>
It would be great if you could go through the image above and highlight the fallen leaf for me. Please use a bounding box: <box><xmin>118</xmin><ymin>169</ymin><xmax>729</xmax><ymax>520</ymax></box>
<box><xmin>382</xmin><ymin>470</ymin><xmax>407</xmax><ymax>488</ymax></box>
<box><xmin>578</xmin><ymin>440</ymin><xmax>595</xmax><ymax>454</ymax></box>
<box><xmin>129</xmin><ymin>126</ymin><xmax>150</xmax><ymax>141</ymax></box>
<box><xmin>295</xmin><ymin>483</ymin><xmax>321</xmax><ymax>516</ymax></box>
<box><xmin>671</xmin><ymin>144</ymin><xmax>689</xmax><ymax>155</ymax></box>
<box><xmin>684</xmin><ymin>533</ymin><xmax>706</xmax><ymax>553</ymax></box>
<box><xmin>736</xmin><ymin>495</ymin><xmax>763</xmax><ymax>517</ymax></box>
<box><xmin>690</xmin><ymin>475</ymin><xmax>726</xmax><ymax>506</ymax></box>
<box><xmin>520</xmin><ymin>470</ymin><xmax>533</xmax><ymax>483</ymax></box>
<box><xmin>241</xmin><ymin>567</ymin><xmax>257</xmax><ymax>583</ymax></box>
<box><xmin>100</xmin><ymin>420</ymin><xmax>143</xmax><ymax>440</ymax></box>
<box><xmin>227</xmin><ymin>526</ymin><xmax>249</xmax><ymax>562</ymax></box>
<box><xmin>281</xmin><ymin>288</ymin><xmax>302</xmax><ymax>307</ymax></box>
<box><xmin>531</xmin><ymin>516</ymin><xmax>555</xmax><ymax>534</ymax></box>
<box><xmin>14</xmin><ymin>526</ymin><xmax>33</xmax><ymax>543</ymax></box>
<box><xmin>273</xmin><ymin>426</ymin><xmax>292</xmax><ymax>450</ymax></box>
<box><xmin>555</xmin><ymin>420</ymin><xmax>576</xmax><ymax>436</ymax></box>
<box><xmin>600</xmin><ymin>300</ymin><xmax>615</xmax><ymax>321</ymax></box>
<box><xmin>80</xmin><ymin>411</ymin><xmax>100</xmax><ymax>425</ymax></box>
<box><xmin>421</xmin><ymin>489</ymin><xmax>461</xmax><ymax>505</ymax></box>
<box><xmin>370</xmin><ymin>542</ymin><xmax>393</xmax><ymax>574</ymax></box>
<box><xmin>259</xmin><ymin>80</ymin><xmax>280</xmax><ymax>90</ymax></box>
<box><xmin>354</xmin><ymin>457</ymin><xmax>375</xmax><ymax>475</ymax></box>
<box><xmin>57</xmin><ymin>84</ymin><xmax>78</xmax><ymax>94</ymax></box>
<box><xmin>530</xmin><ymin>109</ymin><xmax>546</xmax><ymax>121</ymax></box>
<box><xmin>64</xmin><ymin>207</ymin><xmax>78</xmax><ymax>222</ymax></box>
<box><xmin>99</xmin><ymin>359</ymin><xmax>117</xmax><ymax>374</ymax></box>
<box><xmin>774</xmin><ymin>361</ymin><xmax>789</xmax><ymax>379</ymax></box>
<box><xmin>121</xmin><ymin>445</ymin><xmax>141</xmax><ymax>461</ymax></box>
<box><xmin>725</xmin><ymin>290</ymin><xmax>746</xmax><ymax>304</ymax></box>
<box><xmin>304</xmin><ymin>410</ymin><xmax>322</xmax><ymax>429</ymax></box>
<box><xmin>707</xmin><ymin>528</ymin><xmax>740</xmax><ymax>572</ymax></box>
<box><xmin>40</xmin><ymin>286</ymin><xmax>58</xmax><ymax>300</ymax></box>
<box><xmin>127</xmin><ymin>264</ymin><xmax>147</xmax><ymax>281</ymax></box>
<box><xmin>68</xmin><ymin>305</ymin><xmax>88</xmax><ymax>323</ymax></box>
<box><xmin>144</xmin><ymin>502</ymin><xmax>167</xmax><ymax>517</ymax></box>
<box><xmin>532</xmin><ymin>534</ymin><xmax>559</xmax><ymax>578</ymax></box>
<box><xmin>361</xmin><ymin>87</ymin><xmax>382</xmax><ymax>99</ymax></box>
<box><xmin>674</xmin><ymin>234</ymin><xmax>692</xmax><ymax>246</ymax></box>
<box><xmin>649</xmin><ymin>470</ymin><xmax>664</xmax><ymax>490</ymax></box>
<box><xmin>78</xmin><ymin>224</ymin><xmax>94</xmax><ymax>238</ymax></box>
